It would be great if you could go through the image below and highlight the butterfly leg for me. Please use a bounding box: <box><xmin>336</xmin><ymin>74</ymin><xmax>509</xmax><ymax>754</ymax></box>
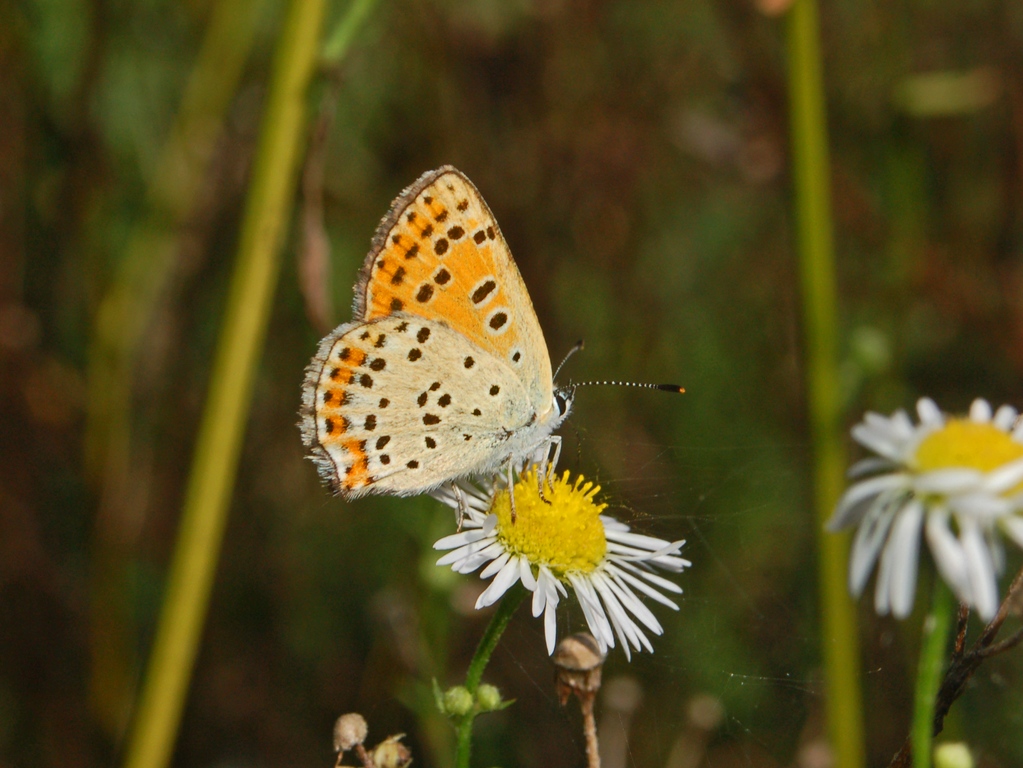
<box><xmin>536</xmin><ymin>435</ymin><xmax>563</xmax><ymax>504</ymax></box>
<box><xmin>507</xmin><ymin>459</ymin><xmax>518</xmax><ymax>523</ymax></box>
<box><xmin>450</xmin><ymin>482</ymin><xmax>468</xmax><ymax>531</ymax></box>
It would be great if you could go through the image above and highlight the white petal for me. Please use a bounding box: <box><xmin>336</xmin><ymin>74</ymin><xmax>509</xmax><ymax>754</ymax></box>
<box><xmin>519</xmin><ymin>558</ymin><xmax>537</xmax><ymax>591</ymax></box>
<box><xmin>531</xmin><ymin>581</ymin><xmax>546</xmax><ymax>617</ymax></box>
<box><xmin>969</xmin><ymin>399</ymin><xmax>993</xmax><ymax>423</ymax></box>
<box><xmin>600</xmin><ymin>516</ymin><xmax>630</xmax><ymax>533</ymax></box>
<box><xmin>607</xmin><ymin>564</ymin><xmax>680</xmax><ymax>609</ymax></box>
<box><xmin>1001</xmin><ymin>516</ymin><xmax>1023</xmax><ymax>548</ymax></box>
<box><xmin>917</xmin><ymin>398</ymin><xmax>944</xmax><ymax>427</ymax></box>
<box><xmin>873</xmin><ymin>529</ymin><xmax>896</xmax><ymax>616</ymax></box>
<box><xmin>569</xmin><ymin>574</ymin><xmax>615</xmax><ymax>651</ymax></box>
<box><xmin>606</xmin><ymin>543</ymin><xmax>690</xmax><ymax>571</ymax></box>
<box><xmin>544</xmin><ymin>599</ymin><xmax>558</xmax><ymax>655</ymax></box>
<box><xmin>615</xmin><ymin>560</ymin><xmax>685</xmax><ymax>593</ymax></box>
<box><xmin>482</xmin><ymin>514</ymin><xmax>498</xmax><ymax>536</ymax></box>
<box><xmin>604</xmin><ymin>529</ymin><xmax>678</xmax><ymax>551</ymax></box>
<box><xmin>872</xmin><ymin>497</ymin><xmax>920</xmax><ymax>617</ymax></box>
<box><xmin>852</xmin><ymin>422</ymin><xmax>906</xmax><ymax>462</ymax></box>
<box><xmin>454</xmin><ymin>554</ymin><xmax>497</xmax><ymax>574</ymax></box>
<box><xmin>987</xmin><ymin>528</ymin><xmax>1005</xmax><ymax>575</ymax></box>
<box><xmin>849</xmin><ymin>457</ymin><xmax>898</xmax><ymax>479</ymax></box>
<box><xmin>889</xmin><ymin>409</ymin><xmax>917</xmax><ymax>441</ymax></box>
<box><xmin>603</xmin><ymin>572</ymin><xmax>664</xmax><ymax>635</ymax></box>
<box><xmin>829</xmin><ymin>474</ymin><xmax>907</xmax><ymax>531</ymax></box>
<box><xmin>532</xmin><ymin>568</ymin><xmax>554</xmax><ymax>617</ymax></box>
<box><xmin>949</xmin><ymin>493</ymin><xmax>1012</xmax><ymax>521</ymax></box>
<box><xmin>863</xmin><ymin>411</ymin><xmax>899</xmax><ymax>434</ymax></box>
<box><xmin>849</xmin><ymin>496</ymin><xmax>899</xmax><ymax>595</ymax></box>
<box><xmin>981</xmin><ymin>458</ymin><xmax>1023</xmax><ymax>495</ymax></box>
<box><xmin>480</xmin><ymin>551</ymin><xmax>511</xmax><ymax>579</ymax></box>
<box><xmin>913</xmin><ymin>469</ymin><xmax>984</xmax><ymax>495</ymax></box>
<box><xmin>449</xmin><ymin>541</ymin><xmax>505</xmax><ymax>572</ymax></box>
<box><xmin>994</xmin><ymin>405</ymin><xmax>1018</xmax><ymax>430</ymax></box>
<box><xmin>434</xmin><ymin>529</ymin><xmax>487</xmax><ymax>551</ymax></box>
<box><xmin>436</xmin><ymin>538</ymin><xmax>499</xmax><ymax>568</ymax></box>
<box><xmin>961</xmin><ymin>522</ymin><xmax>999</xmax><ymax>620</ymax></box>
<box><xmin>475</xmin><ymin>558</ymin><xmax>522</xmax><ymax>609</ymax></box>
<box><xmin>592</xmin><ymin>576</ymin><xmax>645</xmax><ymax>656</ymax></box>
<box><xmin>925</xmin><ymin>512</ymin><xmax>969</xmax><ymax>599</ymax></box>
<box><xmin>888</xmin><ymin>499</ymin><xmax>925</xmax><ymax>619</ymax></box>
<box><xmin>595</xmin><ymin>573</ymin><xmax>653</xmax><ymax>651</ymax></box>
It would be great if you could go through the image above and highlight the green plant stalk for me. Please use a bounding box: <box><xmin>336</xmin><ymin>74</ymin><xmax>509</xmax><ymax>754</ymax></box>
<box><xmin>455</xmin><ymin>585</ymin><xmax>526</xmax><ymax>768</ymax></box>
<box><xmin>913</xmin><ymin>580</ymin><xmax>954</xmax><ymax>768</ymax></box>
<box><xmin>85</xmin><ymin>0</ymin><xmax>268</xmax><ymax>480</ymax></box>
<box><xmin>322</xmin><ymin>0</ymin><xmax>381</xmax><ymax>65</ymax></box>
<box><xmin>121</xmin><ymin>1</ymin><xmax>328</xmax><ymax>767</ymax></box>
<box><xmin>85</xmin><ymin>0</ymin><xmax>266</xmax><ymax>736</ymax></box>
<box><xmin>785</xmin><ymin>2</ymin><xmax>865</xmax><ymax>767</ymax></box>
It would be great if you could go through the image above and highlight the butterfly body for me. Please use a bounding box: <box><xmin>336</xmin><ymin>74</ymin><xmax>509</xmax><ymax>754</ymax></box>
<box><xmin>301</xmin><ymin>167</ymin><xmax>568</xmax><ymax>498</ymax></box>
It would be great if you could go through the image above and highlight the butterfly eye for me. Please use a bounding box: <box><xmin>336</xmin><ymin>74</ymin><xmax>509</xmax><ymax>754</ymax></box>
<box><xmin>554</xmin><ymin>389</ymin><xmax>574</xmax><ymax>418</ymax></box>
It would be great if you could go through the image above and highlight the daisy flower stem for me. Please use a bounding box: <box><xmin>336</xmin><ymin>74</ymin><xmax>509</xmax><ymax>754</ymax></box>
<box><xmin>912</xmin><ymin>578</ymin><xmax>956</xmax><ymax>768</ymax></box>
<box><xmin>454</xmin><ymin>584</ymin><xmax>527</xmax><ymax>768</ymax></box>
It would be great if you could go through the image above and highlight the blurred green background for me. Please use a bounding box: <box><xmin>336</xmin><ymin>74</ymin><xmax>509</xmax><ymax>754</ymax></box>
<box><xmin>3</xmin><ymin>0</ymin><xmax>1023</xmax><ymax>766</ymax></box>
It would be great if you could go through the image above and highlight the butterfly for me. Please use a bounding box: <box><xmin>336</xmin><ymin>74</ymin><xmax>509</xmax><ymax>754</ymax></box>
<box><xmin>300</xmin><ymin>166</ymin><xmax>572</xmax><ymax>499</ymax></box>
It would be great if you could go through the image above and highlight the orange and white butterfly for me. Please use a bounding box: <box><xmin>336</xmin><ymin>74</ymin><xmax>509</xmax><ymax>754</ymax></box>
<box><xmin>300</xmin><ymin>166</ymin><xmax>571</xmax><ymax>498</ymax></box>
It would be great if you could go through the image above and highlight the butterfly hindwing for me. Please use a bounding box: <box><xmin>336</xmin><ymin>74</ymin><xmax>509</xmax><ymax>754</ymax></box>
<box><xmin>301</xmin><ymin>314</ymin><xmax>534</xmax><ymax>498</ymax></box>
<box><xmin>354</xmin><ymin>167</ymin><xmax>554</xmax><ymax>417</ymax></box>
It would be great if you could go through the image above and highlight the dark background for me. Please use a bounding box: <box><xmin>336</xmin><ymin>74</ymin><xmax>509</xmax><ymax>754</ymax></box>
<box><xmin>3</xmin><ymin>0</ymin><xmax>1023</xmax><ymax>766</ymax></box>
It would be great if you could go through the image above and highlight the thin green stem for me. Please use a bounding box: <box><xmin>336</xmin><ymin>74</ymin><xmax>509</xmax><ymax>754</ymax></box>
<box><xmin>455</xmin><ymin>586</ymin><xmax>526</xmax><ymax>768</ymax></box>
<box><xmin>322</xmin><ymin>0</ymin><xmax>382</xmax><ymax>65</ymax></box>
<box><xmin>785</xmin><ymin>2</ymin><xmax>865</xmax><ymax>767</ymax></box>
<box><xmin>913</xmin><ymin>579</ymin><xmax>955</xmax><ymax>768</ymax></box>
<box><xmin>120</xmin><ymin>2</ymin><xmax>329</xmax><ymax>768</ymax></box>
<box><xmin>86</xmin><ymin>0</ymin><xmax>266</xmax><ymax>735</ymax></box>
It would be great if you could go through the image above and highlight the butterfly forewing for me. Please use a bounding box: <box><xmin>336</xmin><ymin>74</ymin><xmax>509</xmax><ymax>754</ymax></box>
<box><xmin>302</xmin><ymin>314</ymin><xmax>533</xmax><ymax>497</ymax></box>
<box><xmin>354</xmin><ymin>167</ymin><xmax>553</xmax><ymax>416</ymax></box>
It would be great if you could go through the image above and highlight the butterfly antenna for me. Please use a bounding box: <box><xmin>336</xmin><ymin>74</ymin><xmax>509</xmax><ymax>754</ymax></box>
<box><xmin>570</xmin><ymin>380</ymin><xmax>686</xmax><ymax>394</ymax></box>
<box><xmin>554</xmin><ymin>339</ymin><xmax>585</xmax><ymax>381</ymax></box>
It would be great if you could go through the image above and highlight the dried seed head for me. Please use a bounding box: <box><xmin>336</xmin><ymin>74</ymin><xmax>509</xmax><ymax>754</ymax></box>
<box><xmin>553</xmin><ymin>632</ymin><xmax>606</xmax><ymax>704</ymax></box>
<box><xmin>554</xmin><ymin>632</ymin><xmax>605</xmax><ymax>671</ymax></box>
<box><xmin>333</xmin><ymin>713</ymin><xmax>368</xmax><ymax>753</ymax></box>
<box><xmin>370</xmin><ymin>734</ymin><xmax>412</xmax><ymax>768</ymax></box>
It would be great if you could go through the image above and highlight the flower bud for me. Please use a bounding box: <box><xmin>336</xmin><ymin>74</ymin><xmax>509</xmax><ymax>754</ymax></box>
<box><xmin>935</xmin><ymin>743</ymin><xmax>974</xmax><ymax>768</ymax></box>
<box><xmin>442</xmin><ymin>685</ymin><xmax>474</xmax><ymax>717</ymax></box>
<box><xmin>476</xmin><ymin>683</ymin><xmax>503</xmax><ymax>711</ymax></box>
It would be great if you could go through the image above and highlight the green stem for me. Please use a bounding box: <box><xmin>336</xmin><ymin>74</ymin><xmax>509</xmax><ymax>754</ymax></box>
<box><xmin>455</xmin><ymin>586</ymin><xmax>526</xmax><ymax>768</ymax></box>
<box><xmin>785</xmin><ymin>3</ymin><xmax>865</xmax><ymax>768</ymax></box>
<box><xmin>86</xmin><ymin>0</ymin><xmax>266</xmax><ymax>736</ymax></box>
<box><xmin>121</xmin><ymin>2</ymin><xmax>328</xmax><ymax>768</ymax></box>
<box><xmin>913</xmin><ymin>580</ymin><xmax>955</xmax><ymax>768</ymax></box>
<box><xmin>322</xmin><ymin>0</ymin><xmax>382</xmax><ymax>65</ymax></box>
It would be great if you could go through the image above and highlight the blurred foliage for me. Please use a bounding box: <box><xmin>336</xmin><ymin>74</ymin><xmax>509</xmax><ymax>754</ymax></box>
<box><xmin>2</xmin><ymin>0</ymin><xmax>1023</xmax><ymax>767</ymax></box>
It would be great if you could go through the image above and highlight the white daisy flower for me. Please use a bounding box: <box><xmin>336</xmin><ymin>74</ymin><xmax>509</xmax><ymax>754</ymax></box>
<box><xmin>829</xmin><ymin>397</ymin><xmax>1023</xmax><ymax>620</ymax></box>
<box><xmin>431</xmin><ymin>468</ymin><xmax>690</xmax><ymax>660</ymax></box>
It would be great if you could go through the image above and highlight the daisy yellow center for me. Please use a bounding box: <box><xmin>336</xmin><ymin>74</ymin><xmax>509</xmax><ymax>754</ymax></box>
<box><xmin>914</xmin><ymin>420</ymin><xmax>1023</xmax><ymax>474</ymax></box>
<box><xmin>491</xmin><ymin>469</ymin><xmax>608</xmax><ymax>578</ymax></box>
